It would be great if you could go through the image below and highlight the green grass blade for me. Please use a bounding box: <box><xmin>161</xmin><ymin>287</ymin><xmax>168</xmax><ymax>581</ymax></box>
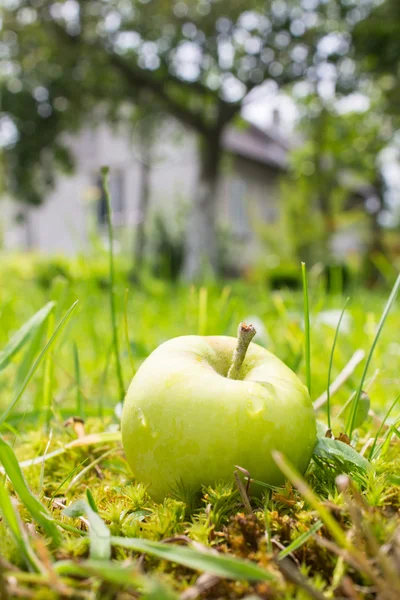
<box><xmin>278</xmin><ymin>520</ymin><xmax>324</xmax><ymax>560</ymax></box>
<box><xmin>86</xmin><ymin>488</ymin><xmax>99</xmax><ymax>513</ymax></box>
<box><xmin>272</xmin><ymin>451</ymin><xmax>349</xmax><ymax>549</ymax></box>
<box><xmin>15</xmin><ymin>321</ymin><xmax>47</xmax><ymax>399</ymax></box>
<box><xmin>245</xmin><ymin>478</ymin><xmax>281</xmax><ymax>492</ymax></box>
<box><xmin>373</xmin><ymin>418</ymin><xmax>400</xmax><ymax>460</ymax></box>
<box><xmin>39</xmin><ymin>429</ymin><xmax>52</xmax><ymax>495</ymax></box>
<box><xmin>63</xmin><ymin>499</ymin><xmax>111</xmax><ymax>560</ymax></box>
<box><xmin>347</xmin><ymin>274</ymin><xmax>400</xmax><ymax>436</ymax></box>
<box><xmin>73</xmin><ymin>342</ymin><xmax>84</xmax><ymax>419</ymax></box>
<box><xmin>392</xmin><ymin>425</ymin><xmax>400</xmax><ymax>439</ymax></box>
<box><xmin>369</xmin><ymin>395</ymin><xmax>400</xmax><ymax>460</ymax></box>
<box><xmin>124</xmin><ymin>288</ymin><xmax>135</xmax><ymax>374</ymax></box>
<box><xmin>0</xmin><ymin>300</ymin><xmax>79</xmax><ymax>426</ymax></box>
<box><xmin>42</xmin><ymin>312</ymin><xmax>55</xmax><ymax>431</ymax></box>
<box><xmin>0</xmin><ymin>302</ymin><xmax>55</xmax><ymax>373</ymax></box>
<box><xmin>301</xmin><ymin>262</ymin><xmax>311</xmax><ymax>395</ymax></box>
<box><xmin>0</xmin><ymin>436</ymin><xmax>61</xmax><ymax>546</ymax></box>
<box><xmin>198</xmin><ymin>286</ymin><xmax>208</xmax><ymax>336</ymax></box>
<box><xmin>101</xmin><ymin>166</ymin><xmax>125</xmax><ymax>402</ymax></box>
<box><xmin>49</xmin><ymin>458</ymin><xmax>89</xmax><ymax>503</ymax></box>
<box><xmin>54</xmin><ymin>560</ymin><xmax>178</xmax><ymax>599</ymax></box>
<box><xmin>109</xmin><ymin>536</ymin><xmax>275</xmax><ymax>581</ymax></box>
<box><xmin>97</xmin><ymin>341</ymin><xmax>114</xmax><ymax>419</ymax></box>
<box><xmin>66</xmin><ymin>448</ymin><xmax>115</xmax><ymax>493</ymax></box>
<box><xmin>342</xmin><ymin>392</ymin><xmax>370</xmax><ymax>430</ymax></box>
<box><xmin>0</xmin><ymin>478</ymin><xmax>43</xmax><ymax>572</ymax></box>
<box><xmin>326</xmin><ymin>297</ymin><xmax>350</xmax><ymax>428</ymax></box>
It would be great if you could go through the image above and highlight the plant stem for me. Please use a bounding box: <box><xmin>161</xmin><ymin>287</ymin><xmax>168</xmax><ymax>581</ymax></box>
<box><xmin>101</xmin><ymin>167</ymin><xmax>125</xmax><ymax>403</ymax></box>
<box><xmin>301</xmin><ymin>262</ymin><xmax>311</xmax><ymax>395</ymax></box>
<box><xmin>227</xmin><ymin>323</ymin><xmax>256</xmax><ymax>380</ymax></box>
<box><xmin>234</xmin><ymin>469</ymin><xmax>252</xmax><ymax>514</ymax></box>
<box><xmin>326</xmin><ymin>297</ymin><xmax>350</xmax><ymax>428</ymax></box>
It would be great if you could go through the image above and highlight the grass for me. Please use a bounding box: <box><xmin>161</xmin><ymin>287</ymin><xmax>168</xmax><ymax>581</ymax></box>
<box><xmin>0</xmin><ymin>253</ymin><xmax>399</xmax><ymax>599</ymax></box>
<box><xmin>326</xmin><ymin>297</ymin><xmax>350</xmax><ymax>429</ymax></box>
<box><xmin>301</xmin><ymin>262</ymin><xmax>311</xmax><ymax>396</ymax></box>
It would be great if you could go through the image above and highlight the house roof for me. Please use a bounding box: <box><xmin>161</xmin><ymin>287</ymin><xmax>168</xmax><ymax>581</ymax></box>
<box><xmin>222</xmin><ymin>122</ymin><xmax>290</xmax><ymax>170</ymax></box>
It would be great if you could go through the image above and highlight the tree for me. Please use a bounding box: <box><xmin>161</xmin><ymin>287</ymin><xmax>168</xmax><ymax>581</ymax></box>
<box><xmin>353</xmin><ymin>0</ymin><xmax>400</xmax><ymax>118</ymax></box>
<box><xmin>1</xmin><ymin>0</ymin><xmax>367</xmax><ymax>278</ymax></box>
<box><xmin>281</xmin><ymin>95</ymin><xmax>392</xmax><ymax>269</ymax></box>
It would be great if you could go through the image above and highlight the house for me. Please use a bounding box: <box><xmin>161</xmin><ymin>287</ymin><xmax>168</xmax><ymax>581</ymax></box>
<box><xmin>1</xmin><ymin>117</ymin><xmax>290</xmax><ymax>269</ymax></box>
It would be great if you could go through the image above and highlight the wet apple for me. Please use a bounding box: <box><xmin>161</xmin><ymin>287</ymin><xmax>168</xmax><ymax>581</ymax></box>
<box><xmin>122</xmin><ymin>324</ymin><xmax>316</xmax><ymax>501</ymax></box>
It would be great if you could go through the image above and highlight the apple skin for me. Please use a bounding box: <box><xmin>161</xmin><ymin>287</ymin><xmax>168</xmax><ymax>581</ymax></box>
<box><xmin>122</xmin><ymin>335</ymin><xmax>316</xmax><ymax>502</ymax></box>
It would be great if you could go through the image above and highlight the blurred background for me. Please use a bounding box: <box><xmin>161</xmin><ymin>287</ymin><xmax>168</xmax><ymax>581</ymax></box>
<box><xmin>0</xmin><ymin>0</ymin><xmax>399</xmax><ymax>288</ymax></box>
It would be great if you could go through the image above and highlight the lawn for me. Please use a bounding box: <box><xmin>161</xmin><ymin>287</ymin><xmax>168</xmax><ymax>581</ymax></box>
<box><xmin>0</xmin><ymin>255</ymin><xmax>399</xmax><ymax>599</ymax></box>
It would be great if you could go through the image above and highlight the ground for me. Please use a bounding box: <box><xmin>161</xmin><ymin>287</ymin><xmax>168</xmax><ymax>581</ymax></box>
<box><xmin>0</xmin><ymin>255</ymin><xmax>399</xmax><ymax>599</ymax></box>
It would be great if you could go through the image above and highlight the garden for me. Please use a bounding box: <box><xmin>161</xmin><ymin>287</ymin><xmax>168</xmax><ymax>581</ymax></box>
<box><xmin>1</xmin><ymin>0</ymin><xmax>400</xmax><ymax>597</ymax></box>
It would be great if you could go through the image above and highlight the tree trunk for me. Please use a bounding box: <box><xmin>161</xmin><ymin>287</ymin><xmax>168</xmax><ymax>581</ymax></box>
<box><xmin>133</xmin><ymin>140</ymin><xmax>151</xmax><ymax>274</ymax></box>
<box><xmin>182</xmin><ymin>132</ymin><xmax>221</xmax><ymax>281</ymax></box>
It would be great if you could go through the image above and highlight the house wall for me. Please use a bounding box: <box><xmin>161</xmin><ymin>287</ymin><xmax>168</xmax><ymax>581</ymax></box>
<box><xmin>3</xmin><ymin>122</ymin><xmax>201</xmax><ymax>253</ymax></box>
<box><xmin>219</xmin><ymin>156</ymin><xmax>281</xmax><ymax>269</ymax></box>
<box><xmin>2</xmin><ymin>123</ymin><xmax>282</xmax><ymax>268</ymax></box>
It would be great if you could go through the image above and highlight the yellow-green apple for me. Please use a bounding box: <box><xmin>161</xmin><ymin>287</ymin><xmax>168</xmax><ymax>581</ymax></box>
<box><xmin>122</xmin><ymin>324</ymin><xmax>316</xmax><ymax>501</ymax></box>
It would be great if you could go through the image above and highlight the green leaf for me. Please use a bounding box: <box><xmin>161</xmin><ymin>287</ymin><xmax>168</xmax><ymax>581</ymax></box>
<box><xmin>0</xmin><ymin>302</ymin><xmax>55</xmax><ymax>373</ymax></box>
<box><xmin>0</xmin><ymin>300</ymin><xmax>79</xmax><ymax>426</ymax></box>
<box><xmin>0</xmin><ymin>436</ymin><xmax>61</xmax><ymax>546</ymax></box>
<box><xmin>313</xmin><ymin>437</ymin><xmax>370</xmax><ymax>475</ymax></box>
<box><xmin>126</xmin><ymin>509</ymin><xmax>152</xmax><ymax>523</ymax></box>
<box><xmin>110</xmin><ymin>536</ymin><xmax>275</xmax><ymax>582</ymax></box>
<box><xmin>63</xmin><ymin>499</ymin><xmax>111</xmax><ymax>560</ymax></box>
<box><xmin>343</xmin><ymin>392</ymin><xmax>370</xmax><ymax>430</ymax></box>
<box><xmin>0</xmin><ymin>478</ymin><xmax>43</xmax><ymax>572</ymax></box>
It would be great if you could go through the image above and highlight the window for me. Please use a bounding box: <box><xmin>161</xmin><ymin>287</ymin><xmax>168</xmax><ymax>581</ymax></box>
<box><xmin>96</xmin><ymin>169</ymin><xmax>125</xmax><ymax>226</ymax></box>
<box><xmin>229</xmin><ymin>178</ymin><xmax>250</xmax><ymax>238</ymax></box>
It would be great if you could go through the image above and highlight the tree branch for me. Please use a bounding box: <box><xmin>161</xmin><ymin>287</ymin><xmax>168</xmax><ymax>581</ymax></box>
<box><xmin>47</xmin><ymin>20</ymin><xmax>213</xmax><ymax>135</ymax></box>
<box><xmin>108</xmin><ymin>53</ymin><xmax>211</xmax><ymax>135</ymax></box>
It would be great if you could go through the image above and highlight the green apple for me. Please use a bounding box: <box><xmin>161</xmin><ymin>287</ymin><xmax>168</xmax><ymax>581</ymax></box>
<box><xmin>122</xmin><ymin>327</ymin><xmax>316</xmax><ymax>502</ymax></box>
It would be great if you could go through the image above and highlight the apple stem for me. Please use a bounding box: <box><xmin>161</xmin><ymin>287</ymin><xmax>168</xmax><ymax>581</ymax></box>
<box><xmin>227</xmin><ymin>322</ymin><xmax>256</xmax><ymax>380</ymax></box>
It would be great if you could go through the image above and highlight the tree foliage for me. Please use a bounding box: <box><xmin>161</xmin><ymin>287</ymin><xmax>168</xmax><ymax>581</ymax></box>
<box><xmin>1</xmin><ymin>0</ymin><xmax>363</xmax><ymax>204</ymax></box>
<box><xmin>1</xmin><ymin>0</ymin><xmax>393</xmax><ymax>277</ymax></box>
<box><xmin>353</xmin><ymin>0</ymin><xmax>400</xmax><ymax>116</ymax></box>
<box><xmin>281</xmin><ymin>96</ymin><xmax>392</xmax><ymax>262</ymax></box>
